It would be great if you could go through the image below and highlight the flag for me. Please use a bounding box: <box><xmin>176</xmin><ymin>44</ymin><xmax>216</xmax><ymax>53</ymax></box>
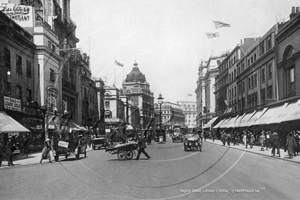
<box><xmin>187</xmin><ymin>94</ymin><xmax>192</xmax><ymax>96</ymax></box>
<box><xmin>213</xmin><ymin>21</ymin><xmax>231</xmax><ymax>29</ymax></box>
<box><xmin>115</xmin><ymin>59</ymin><xmax>124</xmax><ymax>67</ymax></box>
<box><xmin>206</xmin><ymin>32</ymin><xmax>219</xmax><ymax>38</ymax></box>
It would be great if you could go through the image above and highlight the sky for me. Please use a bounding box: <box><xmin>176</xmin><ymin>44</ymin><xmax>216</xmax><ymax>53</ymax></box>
<box><xmin>70</xmin><ymin>0</ymin><xmax>299</xmax><ymax>103</ymax></box>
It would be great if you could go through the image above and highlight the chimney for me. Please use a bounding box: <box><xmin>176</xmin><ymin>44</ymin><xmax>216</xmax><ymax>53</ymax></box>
<box><xmin>290</xmin><ymin>6</ymin><xmax>297</xmax><ymax>19</ymax></box>
<box><xmin>296</xmin><ymin>7</ymin><xmax>300</xmax><ymax>13</ymax></box>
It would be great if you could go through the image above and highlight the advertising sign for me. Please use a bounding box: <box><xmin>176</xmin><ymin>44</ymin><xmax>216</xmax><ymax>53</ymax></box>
<box><xmin>58</xmin><ymin>141</ymin><xmax>69</xmax><ymax>148</ymax></box>
<box><xmin>0</xmin><ymin>3</ymin><xmax>34</xmax><ymax>27</ymax></box>
<box><xmin>4</xmin><ymin>96</ymin><xmax>21</xmax><ymax>112</ymax></box>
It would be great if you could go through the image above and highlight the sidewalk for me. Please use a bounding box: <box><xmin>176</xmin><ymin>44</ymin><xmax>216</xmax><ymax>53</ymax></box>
<box><xmin>0</xmin><ymin>146</ymin><xmax>93</xmax><ymax>169</ymax></box>
<box><xmin>205</xmin><ymin>139</ymin><xmax>300</xmax><ymax>164</ymax></box>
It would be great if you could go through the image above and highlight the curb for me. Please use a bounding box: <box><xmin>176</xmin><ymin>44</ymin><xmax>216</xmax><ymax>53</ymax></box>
<box><xmin>205</xmin><ymin>140</ymin><xmax>300</xmax><ymax>164</ymax></box>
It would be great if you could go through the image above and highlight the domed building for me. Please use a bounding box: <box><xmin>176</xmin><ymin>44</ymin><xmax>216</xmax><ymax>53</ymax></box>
<box><xmin>121</xmin><ymin>62</ymin><xmax>155</xmax><ymax>128</ymax></box>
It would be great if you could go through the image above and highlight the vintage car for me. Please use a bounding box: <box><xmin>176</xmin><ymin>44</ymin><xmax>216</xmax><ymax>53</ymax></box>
<box><xmin>172</xmin><ymin>132</ymin><xmax>184</xmax><ymax>142</ymax></box>
<box><xmin>183</xmin><ymin>133</ymin><xmax>202</xmax><ymax>151</ymax></box>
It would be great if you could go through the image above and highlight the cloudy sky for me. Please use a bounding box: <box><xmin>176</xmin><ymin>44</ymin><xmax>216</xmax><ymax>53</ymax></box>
<box><xmin>70</xmin><ymin>0</ymin><xmax>298</xmax><ymax>103</ymax></box>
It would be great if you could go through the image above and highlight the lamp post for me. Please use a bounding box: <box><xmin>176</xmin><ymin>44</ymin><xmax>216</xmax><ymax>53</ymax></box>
<box><xmin>157</xmin><ymin>93</ymin><xmax>164</xmax><ymax>141</ymax></box>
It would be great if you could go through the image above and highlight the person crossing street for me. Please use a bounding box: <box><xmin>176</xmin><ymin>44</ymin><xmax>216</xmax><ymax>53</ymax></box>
<box><xmin>136</xmin><ymin>134</ymin><xmax>151</xmax><ymax>160</ymax></box>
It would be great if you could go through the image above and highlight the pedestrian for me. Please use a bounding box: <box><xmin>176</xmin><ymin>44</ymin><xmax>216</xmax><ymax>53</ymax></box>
<box><xmin>286</xmin><ymin>132</ymin><xmax>297</xmax><ymax>159</ymax></box>
<box><xmin>136</xmin><ymin>134</ymin><xmax>151</xmax><ymax>160</ymax></box>
<box><xmin>22</xmin><ymin>137</ymin><xmax>29</xmax><ymax>157</ymax></box>
<box><xmin>5</xmin><ymin>139</ymin><xmax>15</xmax><ymax>166</ymax></box>
<box><xmin>259</xmin><ymin>132</ymin><xmax>266</xmax><ymax>151</ymax></box>
<box><xmin>242</xmin><ymin>132</ymin><xmax>247</xmax><ymax>147</ymax></box>
<box><xmin>249</xmin><ymin>134</ymin><xmax>255</xmax><ymax>148</ymax></box>
<box><xmin>227</xmin><ymin>132</ymin><xmax>231</xmax><ymax>146</ymax></box>
<box><xmin>294</xmin><ymin>131</ymin><xmax>300</xmax><ymax>156</ymax></box>
<box><xmin>40</xmin><ymin>139</ymin><xmax>52</xmax><ymax>163</ymax></box>
<box><xmin>265</xmin><ymin>131</ymin><xmax>271</xmax><ymax>150</ymax></box>
<box><xmin>0</xmin><ymin>141</ymin><xmax>9</xmax><ymax>167</ymax></box>
<box><xmin>271</xmin><ymin>132</ymin><xmax>280</xmax><ymax>157</ymax></box>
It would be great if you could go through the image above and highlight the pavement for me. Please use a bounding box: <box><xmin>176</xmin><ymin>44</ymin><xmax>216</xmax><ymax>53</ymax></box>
<box><xmin>205</xmin><ymin>139</ymin><xmax>300</xmax><ymax>164</ymax></box>
<box><xmin>0</xmin><ymin>146</ymin><xmax>93</xmax><ymax>169</ymax></box>
<box><xmin>1</xmin><ymin>139</ymin><xmax>299</xmax><ymax>169</ymax></box>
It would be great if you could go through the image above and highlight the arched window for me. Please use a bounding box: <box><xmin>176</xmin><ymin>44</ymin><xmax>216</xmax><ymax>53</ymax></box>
<box><xmin>283</xmin><ymin>45</ymin><xmax>295</xmax><ymax>61</ymax></box>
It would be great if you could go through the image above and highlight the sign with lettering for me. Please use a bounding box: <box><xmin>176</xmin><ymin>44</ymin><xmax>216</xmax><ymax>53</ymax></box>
<box><xmin>58</xmin><ymin>141</ymin><xmax>69</xmax><ymax>148</ymax></box>
<box><xmin>0</xmin><ymin>3</ymin><xmax>33</xmax><ymax>27</ymax></box>
<box><xmin>4</xmin><ymin>96</ymin><xmax>21</xmax><ymax>112</ymax></box>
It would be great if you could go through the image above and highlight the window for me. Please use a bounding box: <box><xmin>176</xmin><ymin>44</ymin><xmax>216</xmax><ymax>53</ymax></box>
<box><xmin>50</xmin><ymin>69</ymin><xmax>55</xmax><ymax>82</ymax></box>
<box><xmin>4</xmin><ymin>47</ymin><xmax>11</xmax><ymax>68</ymax></box>
<box><xmin>266</xmin><ymin>36</ymin><xmax>272</xmax><ymax>51</ymax></box>
<box><xmin>267</xmin><ymin>85</ymin><xmax>273</xmax><ymax>99</ymax></box>
<box><xmin>254</xmin><ymin>73</ymin><xmax>257</xmax><ymax>87</ymax></box>
<box><xmin>261</xmin><ymin>68</ymin><xmax>266</xmax><ymax>83</ymax></box>
<box><xmin>26</xmin><ymin>60</ymin><xmax>32</xmax><ymax>77</ymax></box>
<box><xmin>251</xmin><ymin>76</ymin><xmax>254</xmax><ymax>88</ymax></box>
<box><xmin>26</xmin><ymin>89</ymin><xmax>32</xmax><ymax>103</ymax></box>
<box><xmin>16</xmin><ymin>85</ymin><xmax>22</xmax><ymax>99</ymax></box>
<box><xmin>48</xmin><ymin>41</ymin><xmax>51</xmax><ymax>49</ymax></box>
<box><xmin>286</xmin><ymin>67</ymin><xmax>296</xmax><ymax>97</ymax></box>
<box><xmin>289</xmin><ymin>68</ymin><xmax>295</xmax><ymax>83</ymax></box>
<box><xmin>254</xmin><ymin>54</ymin><xmax>256</xmax><ymax>61</ymax></box>
<box><xmin>268</xmin><ymin>63</ymin><xmax>272</xmax><ymax>80</ymax></box>
<box><xmin>16</xmin><ymin>55</ymin><xmax>22</xmax><ymax>73</ymax></box>
<box><xmin>261</xmin><ymin>89</ymin><xmax>265</xmax><ymax>105</ymax></box>
<box><xmin>5</xmin><ymin>82</ymin><xmax>11</xmax><ymax>96</ymax></box>
<box><xmin>259</xmin><ymin>42</ymin><xmax>265</xmax><ymax>56</ymax></box>
<box><xmin>248</xmin><ymin>77</ymin><xmax>251</xmax><ymax>89</ymax></box>
<box><xmin>105</xmin><ymin>101</ymin><xmax>110</xmax><ymax>109</ymax></box>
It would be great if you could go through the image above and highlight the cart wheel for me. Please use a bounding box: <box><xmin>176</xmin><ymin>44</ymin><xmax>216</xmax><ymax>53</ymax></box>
<box><xmin>125</xmin><ymin>151</ymin><xmax>134</xmax><ymax>160</ymax></box>
<box><xmin>117</xmin><ymin>151</ymin><xmax>126</xmax><ymax>160</ymax></box>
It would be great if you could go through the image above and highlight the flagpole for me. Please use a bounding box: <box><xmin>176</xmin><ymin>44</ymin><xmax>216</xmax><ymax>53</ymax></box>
<box><xmin>114</xmin><ymin>64</ymin><xmax>116</xmax><ymax>86</ymax></box>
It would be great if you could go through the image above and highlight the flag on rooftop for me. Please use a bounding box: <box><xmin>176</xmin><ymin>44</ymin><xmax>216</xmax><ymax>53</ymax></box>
<box><xmin>206</xmin><ymin>32</ymin><xmax>219</xmax><ymax>38</ymax></box>
<box><xmin>187</xmin><ymin>94</ymin><xmax>192</xmax><ymax>96</ymax></box>
<box><xmin>213</xmin><ymin>21</ymin><xmax>231</xmax><ymax>29</ymax></box>
<box><xmin>115</xmin><ymin>59</ymin><xmax>124</xmax><ymax>67</ymax></box>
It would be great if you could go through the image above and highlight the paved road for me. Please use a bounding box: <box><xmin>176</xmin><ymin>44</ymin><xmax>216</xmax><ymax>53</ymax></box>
<box><xmin>1</xmin><ymin>136</ymin><xmax>299</xmax><ymax>200</ymax></box>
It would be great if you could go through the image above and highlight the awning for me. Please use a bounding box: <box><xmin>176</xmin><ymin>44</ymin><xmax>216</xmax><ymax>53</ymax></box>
<box><xmin>256</xmin><ymin>103</ymin><xmax>288</xmax><ymax>125</ymax></box>
<box><xmin>203</xmin><ymin>116</ymin><xmax>219</xmax><ymax>129</ymax></box>
<box><xmin>236</xmin><ymin>111</ymin><xmax>256</xmax><ymax>127</ymax></box>
<box><xmin>69</xmin><ymin>120</ymin><xmax>89</xmax><ymax>132</ymax></box>
<box><xmin>280</xmin><ymin>100</ymin><xmax>300</xmax><ymax>123</ymax></box>
<box><xmin>0</xmin><ymin>112</ymin><xmax>30</xmax><ymax>133</ymax></box>
<box><xmin>224</xmin><ymin>115</ymin><xmax>240</xmax><ymax>128</ymax></box>
<box><xmin>219</xmin><ymin>118</ymin><xmax>232</xmax><ymax>128</ymax></box>
<box><xmin>231</xmin><ymin>114</ymin><xmax>246</xmax><ymax>128</ymax></box>
<box><xmin>213</xmin><ymin>119</ymin><xmax>226</xmax><ymax>129</ymax></box>
<box><xmin>243</xmin><ymin>108</ymin><xmax>268</xmax><ymax>127</ymax></box>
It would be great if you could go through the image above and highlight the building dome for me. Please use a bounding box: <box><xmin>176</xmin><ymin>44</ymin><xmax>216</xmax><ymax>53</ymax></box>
<box><xmin>125</xmin><ymin>62</ymin><xmax>146</xmax><ymax>83</ymax></box>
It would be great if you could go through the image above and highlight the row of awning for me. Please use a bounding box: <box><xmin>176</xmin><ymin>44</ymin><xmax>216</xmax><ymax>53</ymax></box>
<box><xmin>203</xmin><ymin>99</ymin><xmax>300</xmax><ymax>129</ymax></box>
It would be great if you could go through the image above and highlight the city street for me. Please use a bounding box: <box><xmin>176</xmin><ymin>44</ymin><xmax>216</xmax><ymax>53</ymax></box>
<box><xmin>1</xmin><ymin>136</ymin><xmax>300</xmax><ymax>200</ymax></box>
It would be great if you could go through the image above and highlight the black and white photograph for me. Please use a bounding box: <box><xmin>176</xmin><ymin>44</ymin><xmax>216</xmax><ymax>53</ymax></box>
<box><xmin>1</xmin><ymin>0</ymin><xmax>300</xmax><ymax>199</ymax></box>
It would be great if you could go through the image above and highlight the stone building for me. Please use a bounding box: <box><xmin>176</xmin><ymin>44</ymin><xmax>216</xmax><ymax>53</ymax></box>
<box><xmin>177</xmin><ymin>101</ymin><xmax>197</xmax><ymax>128</ymax></box>
<box><xmin>121</xmin><ymin>62</ymin><xmax>155</xmax><ymax>129</ymax></box>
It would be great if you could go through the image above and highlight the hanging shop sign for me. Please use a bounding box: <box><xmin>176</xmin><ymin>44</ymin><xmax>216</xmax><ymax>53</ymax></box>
<box><xmin>4</xmin><ymin>96</ymin><xmax>21</xmax><ymax>112</ymax></box>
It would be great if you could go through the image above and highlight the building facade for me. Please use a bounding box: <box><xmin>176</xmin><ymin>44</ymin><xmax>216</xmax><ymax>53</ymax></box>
<box><xmin>121</xmin><ymin>62</ymin><xmax>155</xmax><ymax>128</ymax></box>
<box><xmin>104</xmin><ymin>86</ymin><xmax>125</xmax><ymax>133</ymax></box>
<box><xmin>177</xmin><ymin>101</ymin><xmax>197</xmax><ymax>128</ymax></box>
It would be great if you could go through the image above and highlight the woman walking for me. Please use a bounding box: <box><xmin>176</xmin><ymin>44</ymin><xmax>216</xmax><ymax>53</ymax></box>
<box><xmin>259</xmin><ymin>132</ymin><xmax>266</xmax><ymax>151</ymax></box>
<box><xmin>286</xmin><ymin>132</ymin><xmax>297</xmax><ymax>159</ymax></box>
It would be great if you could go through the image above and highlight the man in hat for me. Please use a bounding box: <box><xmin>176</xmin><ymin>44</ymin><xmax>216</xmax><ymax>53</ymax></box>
<box><xmin>271</xmin><ymin>132</ymin><xmax>280</xmax><ymax>157</ymax></box>
<box><xmin>136</xmin><ymin>134</ymin><xmax>151</xmax><ymax>160</ymax></box>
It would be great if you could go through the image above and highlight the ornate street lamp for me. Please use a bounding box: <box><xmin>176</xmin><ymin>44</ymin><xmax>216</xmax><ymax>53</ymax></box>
<box><xmin>157</xmin><ymin>93</ymin><xmax>164</xmax><ymax>141</ymax></box>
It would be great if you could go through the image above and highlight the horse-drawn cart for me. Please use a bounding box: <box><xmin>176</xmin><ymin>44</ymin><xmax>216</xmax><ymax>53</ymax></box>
<box><xmin>105</xmin><ymin>141</ymin><xmax>138</xmax><ymax>160</ymax></box>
